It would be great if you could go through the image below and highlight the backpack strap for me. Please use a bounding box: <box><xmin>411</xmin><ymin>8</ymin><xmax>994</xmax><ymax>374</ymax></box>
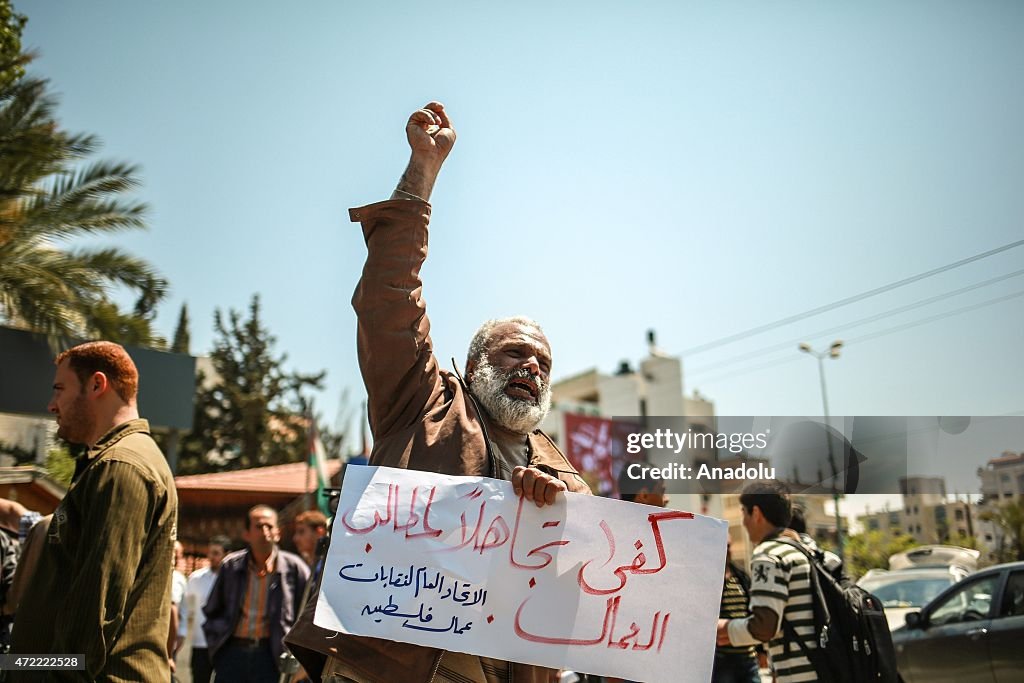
<box><xmin>772</xmin><ymin>536</ymin><xmax>835</xmax><ymax>666</ymax></box>
<box><xmin>772</xmin><ymin>538</ymin><xmax>832</xmax><ymax>626</ymax></box>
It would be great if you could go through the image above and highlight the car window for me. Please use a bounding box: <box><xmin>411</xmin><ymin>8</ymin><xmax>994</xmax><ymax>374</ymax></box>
<box><xmin>998</xmin><ymin>571</ymin><xmax>1024</xmax><ymax>618</ymax></box>
<box><xmin>861</xmin><ymin>577</ymin><xmax>953</xmax><ymax>608</ymax></box>
<box><xmin>929</xmin><ymin>575</ymin><xmax>999</xmax><ymax>626</ymax></box>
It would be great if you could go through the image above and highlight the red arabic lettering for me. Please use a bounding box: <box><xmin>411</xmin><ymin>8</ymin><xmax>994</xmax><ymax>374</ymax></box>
<box><xmin>630</xmin><ymin>510</ymin><xmax>693</xmax><ymax>576</ymax></box>
<box><xmin>514</xmin><ymin>596</ymin><xmax>620</xmax><ymax>645</ymax></box>
<box><xmin>509</xmin><ymin>495</ymin><xmax>570</xmax><ymax>570</ymax></box>
<box><xmin>578</xmin><ymin>510</ymin><xmax>694</xmax><ymax>594</ymax></box>
<box><xmin>515</xmin><ymin>595</ymin><xmax>671</xmax><ymax>652</ymax></box>
<box><xmin>339</xmin><ymin>483</ymin><xmax>443</xmax><ymax>539</ymax></box>
<box><xmin>340</xmin><ymin>483</ymin><xmax>397</xmax><ymax>534</ymax></box>
<box><xmin>403</xmin><ymin>486</ymin><xmax>443</xmax><ymax>540</ymax></box>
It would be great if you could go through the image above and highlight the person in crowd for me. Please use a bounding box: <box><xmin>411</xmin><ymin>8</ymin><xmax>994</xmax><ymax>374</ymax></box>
<box><xmin>169</xmin><ymin>540</ymin><xmax>187</xmax><ymax>677</ymax></box>
<box><xmin>788</xmin><ymin>506</ymin><xmax>845</xmax><ymax>581</ymax></box>
<box><xmin>203</xmin><ymin>505</ymin><xmax>309</xmax><ymax>683</ymax></box>
<box><xmin>713</xmin><ymin>538</ymin><xmax>761</xmax><ymax>683</ymax></box>
<box><xmin>179</xmin><ymin>536</ymin><xmax>229</xmax><ymax>683</ymax></box>
<box><xmin>292</xmin><ymin>510</ymin><xmax>328</xmax><ymax>568</ymax></box>
<box><xmin>716</xmin><ymin>481</ymin><xmax>815</xmax><ymax>683</ymax></box>
<box><xmin>284</xmin><ymin>101</ymin><xmax>591</xmax><ymax>683</ymax></box>
<box><xmin>10</xmin><ymin>341</ymin><xmax>178</xmax><ymax>681</ymax></box>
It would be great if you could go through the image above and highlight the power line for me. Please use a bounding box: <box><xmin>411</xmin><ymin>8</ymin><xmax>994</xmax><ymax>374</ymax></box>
<box><xmin>845</xmin><ymin>289</ymin><xmax>1024</xmax><ymax>345</ymax></box>
<box><xmin>693</xmin><ymin>288</ymin><xmax>1024</xmax><ymax>385</ymax></box>
<box><xmin>681</xmin><ymin>238</ymin><xmax>1024</xmax><ymax>356</ymax></box>
<box><xmin>687</xmin><ymin>267</ymin><xmax>1024</xmax><ymax>376</ymax></box>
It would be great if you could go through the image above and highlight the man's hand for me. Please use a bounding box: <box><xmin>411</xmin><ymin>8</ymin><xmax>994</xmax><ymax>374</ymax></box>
<box><xmin>407</xmin><ymin>101</ymin><xmax>456</xmax><ymax>163</ymax></box>
<box><xmin>512</xmin><ymin>466</ymin><xmax>567</xmax><ymax>508</ymax></box>
<box><xmin>716</xmin><ymin>618</ymin><xmax>732</xmax><ymax>646</ymax></box>
<box><xmin>394</xmin><ymin>101</ymin><xmax>455</xmax><ymax>201</ymax></box>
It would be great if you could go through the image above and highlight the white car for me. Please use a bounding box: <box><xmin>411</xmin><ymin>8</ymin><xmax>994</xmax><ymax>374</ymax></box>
<box><xmin>857</xmin><ymin>545</ymin><xmax>979</xmax><ymax>631</ymax></box>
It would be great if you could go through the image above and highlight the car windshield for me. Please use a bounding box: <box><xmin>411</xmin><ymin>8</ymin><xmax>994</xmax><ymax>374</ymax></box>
<box><xmin>860</xmin><ymin>576</ymin><xmax>953</xmax><ymax>608</ymax></box>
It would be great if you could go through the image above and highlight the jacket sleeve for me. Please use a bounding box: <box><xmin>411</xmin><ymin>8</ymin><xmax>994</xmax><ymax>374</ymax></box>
<box><xmin>201</xmin><ymin>566</ymin><xmax>231</xmax><ymax>648</ymax></box>
<box><xmin>49</xmin><ymin>460</ymin><xmax>166</xmax><ymax>680</ymax></box>
<box><xmin>350</xmin><ymin>199</ymin><xmax>441</xmax><ymax>440</ymax></box>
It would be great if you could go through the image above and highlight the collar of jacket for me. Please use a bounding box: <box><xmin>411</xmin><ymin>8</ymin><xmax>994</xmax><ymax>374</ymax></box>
<box><xmin>450</xmin><ymin>358</ymin><xmax>500</xmax><ymax>478</ymax></box>
<box><xmin>82</xmin><ymin>418</ymin><xmax>151</xmax><ymax>461</ymax></box>
<box><xmin>226</xmin><ymin>546</ymin><xmax>289</xmax><ymax>576</ymax></box>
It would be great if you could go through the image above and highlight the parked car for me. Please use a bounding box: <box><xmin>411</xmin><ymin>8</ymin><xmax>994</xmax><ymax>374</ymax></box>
<box><xmin>888</xmin><ymin>545</ymin><xmax>980</xmax><ymax>572</ymax></box>
<box><xmin>891</xmin><ymin>560</ymin><xmax>1024</xmax><ymax>683</ymax></box>
<box><xmin>858</xmin><ymin>545</ymin><xmax>979</xmax><ymax>631</ymax></box>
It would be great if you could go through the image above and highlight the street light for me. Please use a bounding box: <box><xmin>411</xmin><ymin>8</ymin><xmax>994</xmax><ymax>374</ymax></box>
<box><xmin>799</xmin><ymin>340</ymin><xmax>845</xmax><ymax>559</ymax></box>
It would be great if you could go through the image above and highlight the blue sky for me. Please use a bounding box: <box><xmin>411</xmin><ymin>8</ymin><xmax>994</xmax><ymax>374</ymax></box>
<box><xmin>21</xmin><ymin>1</ymin><xmax>1024</xmax><ymax>502</ymax></box>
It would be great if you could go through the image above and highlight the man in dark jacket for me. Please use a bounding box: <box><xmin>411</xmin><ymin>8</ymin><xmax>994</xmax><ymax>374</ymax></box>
<box><xmin>285</xmin><ymin>102</ymin><xmax>591</xmax><ymax>683</ymax></box>
<box><xmin>204</xmin><ymin>505</ymin><xmax>309</xmax><ymax>683</ymax></box>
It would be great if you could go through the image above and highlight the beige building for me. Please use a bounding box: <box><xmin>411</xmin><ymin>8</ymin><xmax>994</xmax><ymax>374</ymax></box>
<box><xmin>976</xmin><ymin>452</ymin><xmax>1024</xmax><ymax>563</ymax></box>
<box><xmin>540</xmin><ymin>331</ymin><xmax>713</xmax><ymax>511</ymax></box>
<box><xmin>858</xmin><ymin>476</ymin><xmax>975</xmax><ymax>547</ymax></box>
<box><xmin>978</xmin><ymin>451</ymin><xmax>1024</xmax><ymax>504</ymax></box>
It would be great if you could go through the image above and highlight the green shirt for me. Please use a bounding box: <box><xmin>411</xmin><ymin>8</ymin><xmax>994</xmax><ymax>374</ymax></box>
<box><xmin>11</xmin><ymin>419</ymin><xmax>178</xmax><ymax>682</ymax></box>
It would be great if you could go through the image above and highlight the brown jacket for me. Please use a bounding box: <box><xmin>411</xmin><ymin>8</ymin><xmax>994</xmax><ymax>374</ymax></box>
<box><xmin>285</xmin><ymin>199</ymin><xmax>591</xmax><ymax>683</ymax></box>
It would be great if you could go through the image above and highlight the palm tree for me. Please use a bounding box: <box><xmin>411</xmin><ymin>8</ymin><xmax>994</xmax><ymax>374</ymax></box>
<box><xmin>0</xmin><ymin>64</ymin><xmax>167</xmax><ymax>345</ymax></box>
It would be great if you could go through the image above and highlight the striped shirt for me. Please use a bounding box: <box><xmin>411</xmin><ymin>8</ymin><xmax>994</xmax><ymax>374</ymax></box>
<box><xmin>749</xmin><ymin>539</ymin><xmax>817</xmax><ymax>682</ymax></box>
<box><xmin>718</xmin><ymin>572</ymin><xmax>756</xmax><ymax>657</ymax></box>
<box><xmin>234</xmin><ymin>549</ymin><xmax>277</xmax><ymax>640</ymax></box>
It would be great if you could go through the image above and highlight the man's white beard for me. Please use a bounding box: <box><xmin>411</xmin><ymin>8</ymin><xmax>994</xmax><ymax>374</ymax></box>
<box><xmin>469</xmin><ymin>358</ymin><xmax>552</xmax><ymax>434</ymax></box>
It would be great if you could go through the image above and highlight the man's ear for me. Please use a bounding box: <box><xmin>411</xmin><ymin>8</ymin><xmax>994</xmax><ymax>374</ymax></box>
<box><xmin>465</xmin><ymin>358</ymin><xmax>477</xmax><ymax>382</ymax></box>
<box><xmin>751</xmin><ymin>505</ymin><xmax>764</xmax><ymax>524</ymax></box>
<box><xmin>87</xmin><ymin>371</ymin><xmax>110</xmax><ymax>398</ymax></box>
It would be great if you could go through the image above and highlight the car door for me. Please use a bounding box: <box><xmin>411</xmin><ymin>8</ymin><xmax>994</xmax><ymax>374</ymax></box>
<box><xmin>990</xmin><ymin>569</ymin><xmax>1024</xmax><ymax>683</ymax></box>
<box><xmin>900</xmin><ymin>573</ymin><xmax>1000</xmax><ymax>683</ymax></box>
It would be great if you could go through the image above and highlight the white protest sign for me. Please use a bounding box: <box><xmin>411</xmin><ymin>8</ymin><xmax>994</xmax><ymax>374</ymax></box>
<box><xmin>314</xmin><ymin>465</ymin><xmax>727</xmax><ymax>683</ymax></box>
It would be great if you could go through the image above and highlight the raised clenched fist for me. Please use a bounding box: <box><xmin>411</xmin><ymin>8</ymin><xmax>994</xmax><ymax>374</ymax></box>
<box><xmin>406</xmin><ymin>101</ymin><xmax>456</xmax><ymax>164</ymax></box>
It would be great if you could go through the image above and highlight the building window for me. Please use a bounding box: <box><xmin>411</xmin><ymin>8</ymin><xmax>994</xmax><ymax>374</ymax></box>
<box><xmin>955</xmin><ymin>509</ymin><xmax>964</xmax><ymax>521</ymax></box>
<box><xmin>916</xmin><ymin>525</ymin><xmax>922</xmax><ymax>534</ymax></box>
<box><xmin>868</xmin><ymin>520</ymin><xmax>879</xmax><ymax>531</ymax></box>
<box><xmin>889</xmin><ymin>513</ymin><xmax>900</xmax><ymax>526</ymax></box>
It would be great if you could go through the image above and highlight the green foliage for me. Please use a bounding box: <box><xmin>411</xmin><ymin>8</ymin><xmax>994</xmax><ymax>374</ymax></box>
<box><xmin>980</xmin><ymin>499</ymin><xmax>1024</xmax><ymax>563</ymax></box>
<box><xmin>0</xmin><ymin>34</ymin><xmax>167</xmax><ymax>347</ymax></box>
<box><xmin>45</xmin><ymin>444</ymin><xmax>75</xmax><ymax>487</ymax></box>
<box><xmin>0</xmin><ymin>0</ymin><xmax>27</xmax><ymax>91</ymax></box>
<box><xmin>178</xmin><ymin>295</ymin><xmax>325</xmax><ymax>474</ymax></box>
<box><xmin>171</xmin><ymin>303</ymin><xmax>190</xmax><ymax>354</ymax></box>
<box><xmin>844</xmin><ymin>530</ymin><xmax>920</xmax><ymax>580</ymax></box>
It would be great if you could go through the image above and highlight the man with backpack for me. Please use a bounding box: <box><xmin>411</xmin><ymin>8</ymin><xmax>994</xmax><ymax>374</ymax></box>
<box><xmin>717</xmin><ymin>482</ymin><xmax>898</xmax><ymax>683</ymax></box>
<box><xmin>716</xmin><ymin>481</ymin><xmax>816</xmax><ymax>682</ymax></box>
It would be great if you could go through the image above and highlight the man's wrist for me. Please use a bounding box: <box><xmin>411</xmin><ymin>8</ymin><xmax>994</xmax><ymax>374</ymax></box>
<box><xmin>391</xmin><ymin>188</ymin><xmax>426</xmax><ymax>201</ymax></box>
<box><xmin>394</xmin><ymin>155</ymin><xmax>442</xmax><ymax>201</ymax></box>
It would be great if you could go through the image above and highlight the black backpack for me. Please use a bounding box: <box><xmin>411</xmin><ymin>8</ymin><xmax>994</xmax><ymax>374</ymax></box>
<box><xmin>775</xmin><ymin>539</ymin><xmax>898</xmax><ymax>683</ymax></box>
